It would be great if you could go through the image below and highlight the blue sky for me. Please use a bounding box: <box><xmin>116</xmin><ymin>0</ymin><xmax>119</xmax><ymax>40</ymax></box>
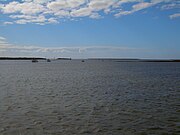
<box><xmin>0</xmin><ymin>0</ymin><xmax>180</xmax><ymax>58</ymax></box>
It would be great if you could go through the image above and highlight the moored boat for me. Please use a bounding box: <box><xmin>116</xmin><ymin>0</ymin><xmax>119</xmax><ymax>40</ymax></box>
<box><xmin>47</xmin><ymin>59</ymin><xmax>51</xmax><ymax>62</ymax></box>
<box><xmin>32</xmin><ymin>59</ymin><xmax>38</xmax><ymax>63</ymax></box>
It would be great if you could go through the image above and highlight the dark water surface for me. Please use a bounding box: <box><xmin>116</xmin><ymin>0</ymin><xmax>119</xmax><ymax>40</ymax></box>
<box><xmin>0</xmin><ymin>60</ymin><xmax>179</xmax><ymax>135</ymax></box>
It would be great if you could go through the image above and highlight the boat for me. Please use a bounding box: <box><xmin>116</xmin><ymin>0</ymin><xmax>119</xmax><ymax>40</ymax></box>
<box><xmin>82</xmin><ymin>60</ymin><xmax>85</xmax><ymax>62</ymax></box>
<box><xmin>47</xmin><ymin>59</ymin><xmax>51</xmax><ymax>62</ymax></box>
<box><xmin>32</xmin><ymin>59</ymin><xmax>38</xmax><ymax>63</ymax></box>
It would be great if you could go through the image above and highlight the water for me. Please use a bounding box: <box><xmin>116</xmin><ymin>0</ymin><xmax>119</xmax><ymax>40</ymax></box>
<box><xmin>0</xmin><ymin>60</ymin><xmax>179</xmax><ymax>135</ymax></box>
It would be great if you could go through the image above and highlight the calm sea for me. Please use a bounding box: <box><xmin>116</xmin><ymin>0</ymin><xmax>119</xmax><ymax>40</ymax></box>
<box><xmin>0</xmin><ymin>60</ymin><xmax>179</xmax><ymax>135</ymax></box>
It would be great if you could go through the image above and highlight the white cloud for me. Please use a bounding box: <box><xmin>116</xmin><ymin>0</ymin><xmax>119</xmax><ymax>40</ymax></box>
<box><xmin>71</xmin><ymin>7</ymin><xmax>92</xmax><ymax>17</ymax></box>
<box><xmin>47</xmin><ymin>17</ymin><xmax>58</xmax><ymax>23</ymax></box>
<box><xmin>0</xmin><ymin>36</ymin><xmax>11</xmax><ymax>46</ymax></box>
<box><xmin>47</xmin><ymin>0</ymin><xmax>85</xmax><ymax>10</ymax></box>
<box><xmin>161</xmin><ymin>3</ymin><xmax>180</xmax><ymax>10</ymax></box>
<box><xmin>3</xmin><ymin>21</ymin><xmax>14</xmax><ymax>25</ymax></box>
<box><xmin>133</xmin><ymin>2</ymin><xmax>154</xmax><ymax>10</ymax></box>
<box><xmin>89</xmin><ymin>13</ymin><xmax>101</xmax><ymax>19</ymax></box>
<box><xmin>115</xmin><ymin>0</ymin><xmax>165</xmax><ymax>17</ymax></box>
<box><xmin>170</xmin><ymin>13</ymin><xmax>180</xmax><ymax>19</ymax></box>
<box><xmin>0</xmin><ymin>0</ymin><xmax>179</xmax><ymax>25</ymax></box>
<box><xmin>0</xmin><ymin>36</ymin><xmax>6</xmax><ymax>41</ymax></box>
<box><xmin>1</xmin><ymin>1</ymin><xmax>45</xmax><ymax>14</ymax></box>
<box><xmin>88</xmin><ymin>0</ymin><xmax>116</xmax><ymax>11</ymax></box>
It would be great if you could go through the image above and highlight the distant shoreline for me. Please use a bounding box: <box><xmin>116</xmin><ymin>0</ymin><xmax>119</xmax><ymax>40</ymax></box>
<box><xmin>0</xmin><ymin>57</ymin><xmax>71</xmax><ymax>60</ymax></box>
<box><xmin>0</xmin><ymin>57</ymin><xmax>46</xmax><ymax>60</ymax></box>
<box><xmin>88</xmin><ymin>58</ymin><xmax>180</xmax><ymax>62</ymax></box>
<box><xmin>0</xmin><ymin>57</ymin><xmax>179</xmax><ymax>62</ymax></box>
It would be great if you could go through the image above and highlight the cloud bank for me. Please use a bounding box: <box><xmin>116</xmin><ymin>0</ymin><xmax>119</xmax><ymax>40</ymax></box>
<box><xmin>0</xmin><ymin>36</ymin><xmax>142</xmax><ymax>58</ymax></box>
<box><xmin>0</xmin><ymin>36</ymin><xmax>179</xmax><ymax>59</ymax></box>
<box><xmin>0</xmin><ymin>0</ymin><xmax>179</xmax><ymax>25</ymax></box>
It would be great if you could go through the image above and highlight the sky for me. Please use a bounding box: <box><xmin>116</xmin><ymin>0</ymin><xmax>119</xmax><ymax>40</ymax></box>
<box><xmin>0</xmin><ymin>0</ymin><xmax>180</xmax><ymax>59</ymax></box>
